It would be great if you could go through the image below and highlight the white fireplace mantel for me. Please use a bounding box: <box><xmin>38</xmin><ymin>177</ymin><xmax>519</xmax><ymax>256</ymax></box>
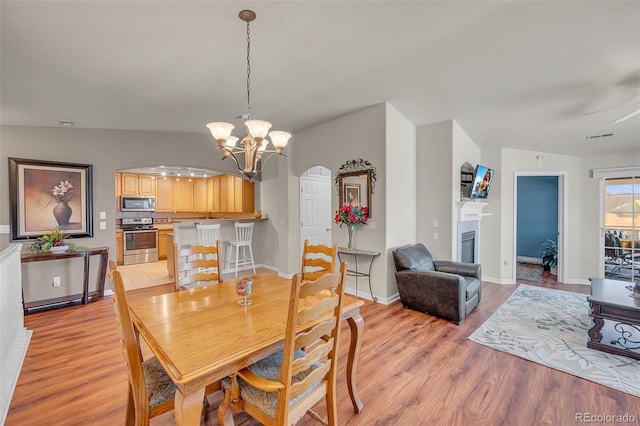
<box><xmin>456</xmin><ymin>201</ymin><xmax>491</xmax><ymax>221</ymax></box>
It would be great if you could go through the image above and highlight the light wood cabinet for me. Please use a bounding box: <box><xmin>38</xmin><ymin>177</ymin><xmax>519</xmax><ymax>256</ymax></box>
<box><xmin>158</xmin><ymin>229</ymin><xmax>172</xmax><ymax>260</ymax></box>
<box><xmin>156</xmin><ymin>177</ymin><xmax>176</xmax><ymax>212</ymax></box>
<box><xmin>176</xmin><ymin>179</ymin><xmax>194</xmax><ymax>212</ymax></box>
<box><xmin>115</xmin><ymin>230</ymin><xmax>123</xmax><ymax>265</ymax></box>
<box><xmin>115</xmin><ymin>172</ymin><xmax>122</xmax><ymax>211</ymax></box>
<box><xmin>193</xmin><ymin>178</ymin><xmax>208</xmax><ymax>213</ymax></box>
<box><xmin>212</xmin><ymin>176</ymin><xmax>221</xmax><ymax>212</ymax></box>
<box><xmin>219</xmin><ymin>175</ymin><xmax>228</xmax><ymax>212</ymax></box>
<box><xmin>121</xmin><ymin>173</ymin><xmax>139</xmax><ymax>195</ymax></box>
<box><xmin>138</xmin><ymin>175</ymin><xmax>156</xmax><ymax>196</ymax></box>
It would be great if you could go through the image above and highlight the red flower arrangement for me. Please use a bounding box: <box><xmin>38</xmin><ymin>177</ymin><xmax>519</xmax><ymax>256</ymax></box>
<box><xmin>334</xmin><ymin>204</ymin><xmax>368</xmax><ymax>227</ymax></box>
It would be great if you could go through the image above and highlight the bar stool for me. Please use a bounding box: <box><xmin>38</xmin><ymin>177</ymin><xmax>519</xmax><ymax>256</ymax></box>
<box><xmin>226</xmin><ymin>222</ymin><xmax>256</xmax><ymax>278</ymax></box>
<box><xmin>196</xmin><ymin>223</ymin><xmax>220</xmax><ymax>246</ymax></box>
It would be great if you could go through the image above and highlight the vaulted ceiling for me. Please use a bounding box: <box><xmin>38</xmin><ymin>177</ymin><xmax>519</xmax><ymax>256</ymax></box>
<box><xmin>2</xmin><ymin>1</ymin><xmax>639</xmax><ymax>157</ymax></box>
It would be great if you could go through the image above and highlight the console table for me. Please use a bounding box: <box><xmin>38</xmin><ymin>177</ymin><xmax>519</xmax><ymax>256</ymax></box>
<box><xmin>20</xmin><ymin>247</ymin><xmax>109</xmax><ymax>314</ymax></box>
<box><xmin>337</xmin><ymin>247</ymin><xmax>380</xmax><ymax>302</ymax></box>
<box><xmin>587</xmin><ymin>277</ymin><xmax>640</xmax><ymax>360</ymax></box>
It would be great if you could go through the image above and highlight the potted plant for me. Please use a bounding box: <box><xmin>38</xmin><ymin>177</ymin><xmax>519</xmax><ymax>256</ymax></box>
<box><xmin>541</xmin><ymin>239</ymin><xmax>558</xmax><ymax>274</ymax></box>
<box><xmin>29</xmin><ymin>227</ymin><xmax>84</xmax><ymax>253</ymax></box>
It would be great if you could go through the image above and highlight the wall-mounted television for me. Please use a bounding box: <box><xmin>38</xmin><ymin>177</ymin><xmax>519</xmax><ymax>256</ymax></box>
<box><xmin>468</xmin><ymin>164</ymin><xmax>494</xmax><ymax>199</ymax></box>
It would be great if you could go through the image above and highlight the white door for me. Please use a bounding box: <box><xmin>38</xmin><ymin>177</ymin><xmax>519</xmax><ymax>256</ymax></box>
<box><xmin>300</xmin><ymin>174</ymin><xmax>332</xmax><ymax>252</ymax></box>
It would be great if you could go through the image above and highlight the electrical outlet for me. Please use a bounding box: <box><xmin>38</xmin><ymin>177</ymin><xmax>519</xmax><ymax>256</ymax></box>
<box><xmin>53</xmin><ymin>276</ymin><xmax>61</xmax><ymax>287</ymax></box>
<box><xmin>432</xmin><ymin>232</ymin><xmax>438</xmax><ymax>240</ymax></box>
<box><xmin>0</xmin><ymin>225</ymin><xmax>9</xmax><ymax>234</ymax></box>
<box><xmin>100</xmin><ymin>221</ymin><xmax>107</xmax><ymax>230</ymax></box>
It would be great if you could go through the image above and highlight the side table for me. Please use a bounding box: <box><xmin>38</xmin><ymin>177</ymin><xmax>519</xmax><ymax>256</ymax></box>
<box><xmin>587</xmin><ymin>277</ymin><xmax>640</xmax><ymax>360</ymax></box>
<box><xmin>20</xmin><ymin>247</ymin><xmax>109</xmax><ymax>314</ymax></box>
<box><xmin>337</xmin><ymin>247</ymin><xmax>380</xmax><ymax>302</ymax></box>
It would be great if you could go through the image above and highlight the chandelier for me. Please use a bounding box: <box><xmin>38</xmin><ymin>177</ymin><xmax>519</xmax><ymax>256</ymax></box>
<box><xmin>207</xmin><ymin>10</ymin><xmax>291</xmax><ymax>181</ymax></box>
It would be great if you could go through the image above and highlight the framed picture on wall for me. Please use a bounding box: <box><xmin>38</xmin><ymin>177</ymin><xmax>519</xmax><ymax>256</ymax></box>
<box><xmin>8</xmin><ymin>157</ymin><xmax>94</xmax><ymax>241</ymax></box>
<box><xmin>343</xmin><ymin>184</ymin><xmax>361</xmax><ymax>207</ymax></box>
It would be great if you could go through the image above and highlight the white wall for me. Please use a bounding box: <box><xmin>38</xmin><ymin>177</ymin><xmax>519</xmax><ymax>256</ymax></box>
<box><xmin>416</xmin><ymin>121</ymin><xmax>453</xmax><ymax>260</ymax></box>
<box><xmin>289</xmin><ymin>104</ymin><xmax>388</xmax><ymax>299</ymax></box>
<box><xmin>385</xmin><ymin>104</ymin><xmax>417</xmax><ymax>297</ymax></box>
<box><xmin>497</xmin><ymin>147</ymin><xmax>582</xmax><ymax>283</ymax></box>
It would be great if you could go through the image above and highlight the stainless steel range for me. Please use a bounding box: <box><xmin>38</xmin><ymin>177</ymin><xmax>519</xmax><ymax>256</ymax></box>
<box><xmin>122</xmin><ymin>218</ymin><xmax>158</xmax><ymax>265</ymax></box>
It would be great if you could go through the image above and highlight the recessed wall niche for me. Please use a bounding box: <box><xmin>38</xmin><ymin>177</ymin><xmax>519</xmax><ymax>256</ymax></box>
<box><xmin>460</xmin><ymin>162</ymin><xmax>474</xmax><ymax>200</ymax></box>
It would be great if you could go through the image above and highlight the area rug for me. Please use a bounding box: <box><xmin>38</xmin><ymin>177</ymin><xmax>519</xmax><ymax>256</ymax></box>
<box><xmin>516</xmin><ymin>264</ymin><xmax>543</xmax><ymax>282</ymax></box>
<box><xmin>469</xmin><ymin>284</ymin><xmax>640</xmax><ymax>397</ymax></box>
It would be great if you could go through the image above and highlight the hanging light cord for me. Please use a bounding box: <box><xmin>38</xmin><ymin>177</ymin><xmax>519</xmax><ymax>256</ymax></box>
<box><xmin>246</xmin><ymin>19</ymin><xmax>251</xmax><ymax>120</ymax></box>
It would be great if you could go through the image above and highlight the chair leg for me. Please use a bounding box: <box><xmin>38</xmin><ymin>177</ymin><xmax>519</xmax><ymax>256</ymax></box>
<box><xmin>226</xmin><ymin>244</ymin><xmax>233</xmax><ymax>275</ymax></box>
<box><xmin>235</xmin><ymin>244</ymin><xmax>240</xmax><ymax>278</ymax></box>
<box><xmin>125</xmin><ymin>385</ymin><xmax>136</xmax><ymax>426</ymax></box>
<box><xmin>248</xmin><ymin>245</ymin><xmax>256</xmax><ymax>274</ymax></box>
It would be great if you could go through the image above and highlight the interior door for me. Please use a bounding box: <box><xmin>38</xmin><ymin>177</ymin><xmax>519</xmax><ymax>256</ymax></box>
<box><xmin>300</xmin><ymin>174</ymin><xmax>332</xmax><ymax>252</ymax></box>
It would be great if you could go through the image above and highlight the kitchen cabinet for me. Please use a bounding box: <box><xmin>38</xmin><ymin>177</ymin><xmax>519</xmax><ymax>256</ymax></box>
<box><xmin>138</xmin><ymin>175</ymin><xmax>156</xmax><ymax>196</ymax></box>
<box><xmin>176</xmin><ymin>179</ymin><xmax>194</xmax><ymax>212</ymax></box>
<box><xmin>212</xmin><ymin>176</ymin><xmax>221</xmax><ymax>212</ymax></box>
<box><xmin>158</xmin><ymin>229</ymin><xmax>172</xmax><ymax>260</ymax></box>
<box><xmin>115</xmin><ymin>230</ymin><xmax>123</xmax><ymax>265</ymax></box>
<box><xmin>121</xmin><ymin>173</ymin><xmax>139</xmax><ymax>195</ymax></box>
<box><xmin>219</xmin><ymin>175</ymin><xmax>228</xmax><ymax>212</ymax></box>
<box><xmin>115</xmin><ymin>172</ymin><xmax>122</xmax><ymax>211</ymax></box>
<box><xmin>155</xmin><ymin>177</ymin><xmax>176</xmax><ymax>212</ymax></box>
<box><xmin>118</xmin><ymin>172</ymin><xmax>155</xmax><ymax>196</ymax></box>
<box><xmin>193</xmin><ymin>178</ymin><xmax>207</xmax><ymax>213</ymax></box>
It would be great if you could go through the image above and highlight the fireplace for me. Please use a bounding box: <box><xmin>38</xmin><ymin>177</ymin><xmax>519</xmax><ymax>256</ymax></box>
<box><xmin>461</xmin><ymin>231</ymin><xmax>475</xmax><ymax>264</ymax></box>
<box><xmin>456</xmin><ymin>220</ymin><xmax>479</xmax><ymax>263</ymax></box>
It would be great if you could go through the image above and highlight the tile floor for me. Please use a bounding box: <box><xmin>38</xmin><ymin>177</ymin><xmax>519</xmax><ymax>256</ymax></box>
<box><xmin>118</xmin><ymin>260</ymin><xmax>272</xmax><ymax>291</ymax></box>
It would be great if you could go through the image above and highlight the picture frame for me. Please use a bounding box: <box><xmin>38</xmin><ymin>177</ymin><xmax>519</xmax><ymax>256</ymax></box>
<box><xmin>9</xmin><ymin>158</ymin><xmax>94</xmax><ymax>241</ymax></box>
<box><xmin>335</xmin><ymin>159</ymin><xmax>376</xmax><ymax>218</ymax></box>
<box><xmin>343</xmin><ymin>184</ymin><xmax>361</xmax><ymax>207</ymax></box>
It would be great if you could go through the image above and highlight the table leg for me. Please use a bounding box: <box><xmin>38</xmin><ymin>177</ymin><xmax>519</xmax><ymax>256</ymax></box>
<box><xmin>82</xmin><ymin>253</ymin><xmax>90</xmax><ymax>304</ymax></box>
<box><xmin>174</xmin><ymin>386</ymin><xmax>205</xmax><ymax>426</ymax></box>
<box><xmin>346</xmin><ymin>313</ymin><xmax>364</xmax><ymax>413</ymax></box>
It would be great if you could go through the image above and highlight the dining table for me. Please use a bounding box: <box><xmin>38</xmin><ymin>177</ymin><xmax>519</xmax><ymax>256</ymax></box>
<box><xmin>128</xmin><ymin>273</ymin><xmax>365</xmax><ymax>425</ymax></box>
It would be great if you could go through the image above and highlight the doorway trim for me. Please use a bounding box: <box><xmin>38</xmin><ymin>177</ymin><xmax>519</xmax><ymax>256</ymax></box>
<box><xmin>513</xmin><ymin>171</ymin><xmax>568</xmax><ymax>283</ymax></box>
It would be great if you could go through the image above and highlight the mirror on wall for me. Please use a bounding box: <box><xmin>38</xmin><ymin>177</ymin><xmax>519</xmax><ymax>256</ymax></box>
<box><xmin>335</xmin><ymin>159</ymin><xmax>377</xmax><ymax>218</ymax></box>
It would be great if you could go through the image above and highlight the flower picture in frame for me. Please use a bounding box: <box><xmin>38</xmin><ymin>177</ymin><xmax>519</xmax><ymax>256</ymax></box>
<box><xmin>9</xmin><ymin>158</ymin><xmax>94</xmax><ymax>241</ymax></box>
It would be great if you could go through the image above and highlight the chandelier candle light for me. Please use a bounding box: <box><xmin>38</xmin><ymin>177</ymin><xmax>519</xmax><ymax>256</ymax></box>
<box><xmin>334</xmin><ymin>205</ymin><xmax>369</xmax><ymax>249</ymax></box>
<box><xmin>207</xmin><ymin>10</ymin><xmax>291</xmax><ymax>181</ymax></box>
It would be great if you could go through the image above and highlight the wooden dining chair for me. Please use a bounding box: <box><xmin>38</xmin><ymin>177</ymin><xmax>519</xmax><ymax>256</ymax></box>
<box><xmin>300</xmin><ymin>240</ymin><xmax>338</xmax><ymax>281</ymax></box>
<box><xmin>218</xmin><ymin>262</ymin><xmax>347</xmax><ymax>426</ymax></box>
<box><xmin>174</xmin><ymin>242</ymin><xmax>223</xmax><ymax>291</ymax></box>
<box><xmin>109</xmin><ymin>264</ymin><xmax>220</xmax><ymax>424</ymax></box>
<box><xmin>109</xmin><ymin>268</ymin><xmax>177</xmax><ymax>425</ymax></box>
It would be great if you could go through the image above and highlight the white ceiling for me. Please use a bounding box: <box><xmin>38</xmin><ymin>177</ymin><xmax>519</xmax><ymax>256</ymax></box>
<box><xmin>2</xmin><ymin>1</ymin><xmax>639</xmax><ymax>157</ymax></box>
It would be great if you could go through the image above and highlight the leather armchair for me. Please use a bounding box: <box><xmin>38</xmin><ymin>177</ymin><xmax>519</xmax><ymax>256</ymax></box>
<box><xmin>392</xmin><ymin>243</ymin><xmax>481</xmax><ymax>324</ymax></box>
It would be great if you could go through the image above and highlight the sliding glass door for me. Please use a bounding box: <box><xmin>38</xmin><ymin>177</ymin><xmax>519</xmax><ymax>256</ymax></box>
<box><xmin>603</xmin><ymin>177</ymin><xmax>639</xmax><ymax>284</ymax></box>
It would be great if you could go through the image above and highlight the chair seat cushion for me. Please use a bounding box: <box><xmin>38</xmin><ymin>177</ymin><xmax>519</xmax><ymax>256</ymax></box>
<box><xmin>142</xmin><ymin>356</ymin><xmax>176</xmax><ymax>407</ymax></box>
<box><xmin>464</xmin><ymin>276</ymin><xmax>481</xmax><ymax>301</ymax></box>
<box><xmin>221</xmin><ymin>350</ymin><xmax>321</xmax><ymax>419</ymax></box>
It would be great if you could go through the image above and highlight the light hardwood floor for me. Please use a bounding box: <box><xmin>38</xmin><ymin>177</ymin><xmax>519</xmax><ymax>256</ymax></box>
<box><xmin>6</xmin><ymin>276</ymin><xmax>640</xmax><ymax>425</ymax></box>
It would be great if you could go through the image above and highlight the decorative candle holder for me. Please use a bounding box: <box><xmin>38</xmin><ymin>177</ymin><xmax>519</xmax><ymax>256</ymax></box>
<box><xmin>236</xmin><ymin>277</ymin><xmax>253</xmax><ymax>306</ymax></box>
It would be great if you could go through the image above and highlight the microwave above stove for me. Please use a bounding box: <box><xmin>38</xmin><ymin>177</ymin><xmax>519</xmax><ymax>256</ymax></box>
<box><xmin>121</xmin><ymin>195</ymin><xmax>156</xmax><ymax>212</ymax></box>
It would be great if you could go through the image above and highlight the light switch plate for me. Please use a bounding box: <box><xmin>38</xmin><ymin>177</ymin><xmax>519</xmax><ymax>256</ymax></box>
<box><xmin>99</xmin><ymin>211</ymin><xmax>106</xmax><ymax>220</ymax></box>
<box><xmin>0</xmin><ymin>225</ymin><xmax>9</xmax><ymax>234</ymax></box>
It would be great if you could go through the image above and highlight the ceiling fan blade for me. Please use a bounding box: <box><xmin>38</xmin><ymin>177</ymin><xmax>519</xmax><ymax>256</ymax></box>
<box><xmin>609</xmin><ymin>107</ymin><xmax>640</xmax><ymax>125</ymax></box>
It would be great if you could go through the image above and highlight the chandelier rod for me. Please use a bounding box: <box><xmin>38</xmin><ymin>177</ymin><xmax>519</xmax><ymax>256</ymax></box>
<box><xmin>245</xmin><ymin>16</ymin><xmax>251</xmax><ymax>120</ymax></box>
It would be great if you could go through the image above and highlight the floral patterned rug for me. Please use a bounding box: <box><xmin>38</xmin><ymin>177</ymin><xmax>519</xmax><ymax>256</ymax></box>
<box><xmin>515</xmin><ymin>264</ymin><xmax>543</xmax><ymax>282</ymax></box>
<box><xmin>469</xmin><ymin>284</ymin><xmax>640</xmax><ymax>397</ymax></box>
